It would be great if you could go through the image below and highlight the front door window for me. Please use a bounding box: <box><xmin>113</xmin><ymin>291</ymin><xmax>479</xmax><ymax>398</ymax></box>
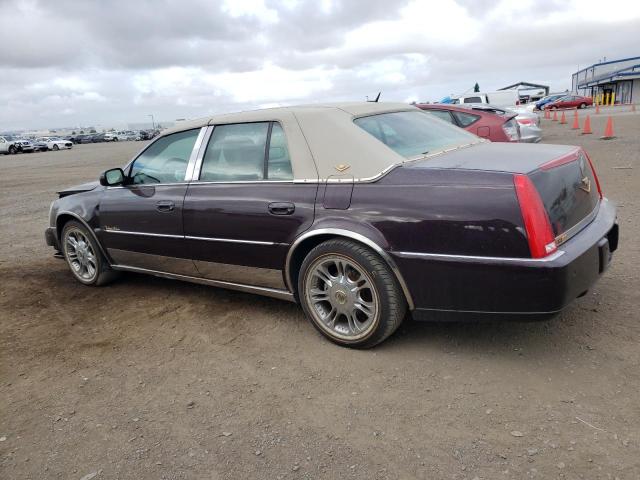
<box><xmin>129</xmin><ymin>129</ymin><xmax>200</xmax><ymax>184</ymax></box>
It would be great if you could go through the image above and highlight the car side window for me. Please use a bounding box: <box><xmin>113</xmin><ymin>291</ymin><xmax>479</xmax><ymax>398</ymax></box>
<box><xmin>199</xmin><ymin>122</ymin><xmax>293</xmax><ymax>182</ymax></box>
<box><xmin>129</xmin><ymin>129</ymin><xmax>199</xmax><ymax>185</ymax></box>
<box><xmin>267</xmin><ymin>123</ymin><xmax>293</xmax><ymax>180</ymax></box>
<box><xmin>423</xmin><ymin>110</ymin><xmax>455</xmax><ymax>124</ymax></box>
<box><xmin>452</xmin><ymin>111</ymin><xmax>480</xmax><ymax>127</ymax></box>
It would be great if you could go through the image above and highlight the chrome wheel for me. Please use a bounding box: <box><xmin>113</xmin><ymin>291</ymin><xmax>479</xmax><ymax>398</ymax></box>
<box><xmin>64</xmin><ymin>228</ymin><xmax>98</xmax><ymax>282</ymax></box>
<box><xmin>304</xmin><ymin>254</ymin><xmax>379</xmax><ymax>341</ymax></box>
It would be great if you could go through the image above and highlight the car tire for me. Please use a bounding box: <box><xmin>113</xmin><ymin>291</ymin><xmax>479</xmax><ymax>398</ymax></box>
<box><xmin>61</xmin><ymin>220</ymin><xmax>119</xmax><ymax>286</ymax></box>
<box><xmin>298</xmin><ymin>239</ymin><xmax>407</xmax><ymax>348</ymax></box>
<box><xmin>580</xmin><ymin>103</ymin><xmax>586</xmax><ymax>109</ymax></box>
<box><xmin>53</xmin><ymin>144</ymin><xmax>59</xmax><ymax>151</ymax></box>
<box><xmin>8</xmin><ymin>145</ymin><xmax>16</xmax><ymax>154</ymax></box>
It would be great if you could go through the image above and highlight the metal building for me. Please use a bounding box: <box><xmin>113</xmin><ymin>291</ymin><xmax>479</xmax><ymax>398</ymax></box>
<box><xmin>572</xmin><ymin>56</ymin><xmax>640</xmax><ymax>104</ymax></box>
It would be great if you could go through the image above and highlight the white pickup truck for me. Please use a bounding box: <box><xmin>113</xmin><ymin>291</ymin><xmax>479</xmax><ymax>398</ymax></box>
<box><xmin>452</xmin><ymin>90</ymin><xmax>520</xmax><ymax>108</ymax></box>
<box><xmin>0</xmin><ymin>136</ymin><xmax>18</xmax><ymax>155</ymax></box>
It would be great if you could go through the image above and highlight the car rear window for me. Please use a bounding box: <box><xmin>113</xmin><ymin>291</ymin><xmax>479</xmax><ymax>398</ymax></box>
<box><xmin>354</xmin><ymin>111</ymin><xmax>479</xmax><ymax>159</ymax></box>
<box><xmin>452</xmin><ymin>111</ymin><xmax>480</xmax><ymax>127</ymax></box>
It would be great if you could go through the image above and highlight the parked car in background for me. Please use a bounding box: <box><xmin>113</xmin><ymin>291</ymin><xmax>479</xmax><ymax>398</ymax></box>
<box><xmin>90</xmin><ymin>133</ymin><xmax>106</xmax><ymax>143</ymax></box>
<box><xmin>451</xmin><ymin>90</ymin><xmax>520</xmax><ymax>108</ymax></box>
<box><xmin>37</xmin><ymin>137</ymin><xmax>73</xmax><ymax>150</ymax></box>
<box><xmin>44</xmin><ymin>103</ymin><xmax>617</xmax><ymax>348</ymax></box>
<box><xmin>31</xmin><ymin>139</ymin><xmax>49</xmax><ymax>152</ymax></box>
<box><xmin>0</xmin><ymin>135</ymin><xmax>18</xmax><ymax>154</ymax></box>
<box><xmin>535</xmin><ymin>94</ymin><xmax>566</xmax><ymax>110</ymax></box>
<box><xmin>73</xmin><ymin>134</ymin><xmax>93</xmax><ymax>144</ymax></box>
<box><xmin>104</xmin><ymin>133</ymin><xmax>118</xmax><ymax>142</ymax></box>
<box><xmin>543</xmin><ymin>95</ymin><xmax>593</xmax><ymax>110</ymax></box>
<box><xmin>417</xmin><ymin>103</ymin><xmax>520</xmax><ymax>142</ymax></box>
<box><xmin>14</xmin><ymin>140</ymin><xmax>35</xmax><ymax>153</ymax></box>
<box><xmin>464</xmin><ymin>104</ymin><xmax>542</xmax><ymax>143</ymax></box>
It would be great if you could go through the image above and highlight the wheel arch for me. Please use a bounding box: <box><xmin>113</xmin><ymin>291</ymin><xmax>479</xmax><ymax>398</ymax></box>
<box><xmin>56</xmin><ymin>211</ymin><xmax>112</xmax><ymax>264</ymax></box>
<box><xmin>285</xmin><ymin>228</ymin><xmax>415</xmax><ymax>310</ymax></box>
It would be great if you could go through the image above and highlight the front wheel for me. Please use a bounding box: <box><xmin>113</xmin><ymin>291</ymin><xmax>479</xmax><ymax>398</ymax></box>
<box><xmin>580</xmin><ymin>103</ymin><xmax>586</xmax><ymax>109</ymax></box>
<box><xmin>53</xmin><ymin>144</ymin><xmax>59</xmax><ymax>151</ymax></box>
<box><xmin>61</xmin><ymin>220</ymin><xmax>118</xmax><ymax>286</ymax></box>
<box><xmin>8</xmin><ymin>145</ymin><xmax>16</xmax><ymax>154</ymax></box>
<box><xmin>298</xmin><ymin>239</ymin><xmax>406</xmax><ymax>348</ymax></box>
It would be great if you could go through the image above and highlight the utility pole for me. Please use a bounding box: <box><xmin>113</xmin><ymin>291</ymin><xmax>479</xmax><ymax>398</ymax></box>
<box><xmin>147</xmin><ymin>114</ymin><xmax>155</xmax><ymax>130</ymax></box>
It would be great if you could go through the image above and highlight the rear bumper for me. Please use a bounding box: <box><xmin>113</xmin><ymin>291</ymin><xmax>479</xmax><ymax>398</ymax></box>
<box><xmin>394</xmin><ymin>198</ymin><xmax>618</xmax><ymax>321</ymax></box>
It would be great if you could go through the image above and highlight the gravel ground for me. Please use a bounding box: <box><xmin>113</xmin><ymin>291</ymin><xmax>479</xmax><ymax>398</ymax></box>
<box><xmin>1</xmin><ymin>111</ymin><xmax>639</xmax><ymax>479</ymax></box>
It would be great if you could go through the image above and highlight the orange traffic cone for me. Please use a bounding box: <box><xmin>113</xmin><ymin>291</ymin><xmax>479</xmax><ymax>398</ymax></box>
<box><xmin>581</xmin><ymin>115</ymin><xmax>592</xmax><ymax>134</ymax></box>
<box><xmin>560</xmin><ymin>111</ymin><xmax>567</xmax><ymax>124</ymax></box>
<box><xmin>552</xmin><ymin>110</ymin><xmax>558</xmax><ymax>121</ymax></box>
<box><xmin>600</xmin><ymin>116</ymin><xmax>615</xmax><ymax>139</ymax></box>
<box><xmin>595</xmin><ymin>103</ymin><xmax>600</xmax><ymax>114</ymax></box>
<box><xmin>572</xmin><ymin>112</ymin><xmax>580</xmax><ymax>130</ymax></box>
<box><xmin>632</xmin><ymin>103</ymin><xmax>637</xmax><ymax>113</ymax></box>
<box><xmin>544</xmin><ymin>109</ymin><xmax>550</xmax><ymax>119</ymax></box>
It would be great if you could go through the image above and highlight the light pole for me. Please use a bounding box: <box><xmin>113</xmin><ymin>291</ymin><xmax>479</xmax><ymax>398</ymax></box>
<box><xmin>147</xmin><ymin>114</ymin><xmax>155</xmax><ymax>130</ymax></box>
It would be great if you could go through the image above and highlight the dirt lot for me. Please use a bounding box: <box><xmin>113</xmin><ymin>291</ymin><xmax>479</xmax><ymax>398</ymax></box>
<box><xmin>2</xmin><ymin>112</ymin><xmax>639</xmax><ymax>480</ymax></box>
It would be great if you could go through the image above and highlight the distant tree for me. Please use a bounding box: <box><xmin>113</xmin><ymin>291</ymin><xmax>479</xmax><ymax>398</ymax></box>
<box><xmin>474</xmin><ymin>82</ymin><xmax>480</xmax><ymax>92</ymax></box>
<box><xmin>80</xmin><ymin>130</ymin><xmax>85</xmax><ymax>134</ymax></box>
<box><xmin>89</xmin><ymin>129</ymin><xmax>97</xmax><ymax>133</ymax></box>
<box><xmin>72</xmin><ymin>131</ymin><xmax>76</xmax><ymax>135</ymax></box>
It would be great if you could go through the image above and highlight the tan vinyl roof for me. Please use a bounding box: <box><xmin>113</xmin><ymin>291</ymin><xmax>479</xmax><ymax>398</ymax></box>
<box><xmin>162</xmin><ymin>102</ymin><xmax>420</xmax><ymax>181</ymax></box>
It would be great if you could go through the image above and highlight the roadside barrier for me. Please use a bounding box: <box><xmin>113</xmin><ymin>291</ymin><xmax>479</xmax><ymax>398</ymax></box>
<box><xmin>581</xmin><ymin>115</ymin><xmax>592</xmax><ymax>134</ymax></box>
<box><xmin>600</xmin><ymin>116</ymin><xmax>615</xmax><ymax>140</ymax></box>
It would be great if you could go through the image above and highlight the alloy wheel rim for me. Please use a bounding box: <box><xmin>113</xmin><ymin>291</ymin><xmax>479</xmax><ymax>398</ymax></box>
<box><xmin>304</xmin><ymin>254</ymin><xmax>379</xmax><ymax>340</ymax></box>
<box><xmin>64</xmin><ymin>229</ymin><xmax>97</xmax><ymax>281</ymax></box>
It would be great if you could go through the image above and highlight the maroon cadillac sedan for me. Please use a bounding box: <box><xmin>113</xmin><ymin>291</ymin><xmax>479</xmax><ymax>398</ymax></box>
<box><xmin>45</xmin><ymin>102</ymin><xmax>618</xmax><ymax>348</ymax></box>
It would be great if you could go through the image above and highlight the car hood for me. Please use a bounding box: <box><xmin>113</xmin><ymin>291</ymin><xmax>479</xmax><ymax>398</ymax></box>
<box><xmin>57</xmin><ymin>181</ymin><xmax>101</xmax><ymax>198</ymax></box>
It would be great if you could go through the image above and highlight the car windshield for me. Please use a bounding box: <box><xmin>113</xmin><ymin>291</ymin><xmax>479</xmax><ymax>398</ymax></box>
<box><xmin>354</xmin><ymin>110</ymin><xmax>479</xmax><ymax>159</ymax></box>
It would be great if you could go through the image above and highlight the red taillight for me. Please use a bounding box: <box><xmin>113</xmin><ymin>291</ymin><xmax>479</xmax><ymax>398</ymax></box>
<box><xmin>513</xmin><ymin>174</ymin><xmax>557</xmax><ymax>258</ymax></box>
<box><xmin>517</xmin><ymin>118</ymin><xmax>533</xmax><ymax>125</ymax></box>
<box><xmin>584</xmin><ymin>151</ymin><xmax>603</xmax><ymax>199</ymax></box>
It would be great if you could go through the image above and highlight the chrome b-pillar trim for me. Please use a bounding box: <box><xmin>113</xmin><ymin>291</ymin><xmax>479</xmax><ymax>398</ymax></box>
<box><xmin>285</xmin><ymin>228</ymin><xmax>415</xmax><ymax>310</ymax></box>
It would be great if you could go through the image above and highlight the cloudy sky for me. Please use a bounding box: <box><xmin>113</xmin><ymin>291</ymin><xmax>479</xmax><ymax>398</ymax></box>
<box><xmin>1</xmin><ymin>0</ymin><xmax>639</xmax><ymax>130</ymax></box>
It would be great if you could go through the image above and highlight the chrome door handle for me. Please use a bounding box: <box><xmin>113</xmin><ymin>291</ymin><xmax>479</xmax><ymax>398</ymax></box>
<box><xmin>268</xmin><ymin>202</ymin><xmax>295</xmax><ymax>215</ymax></box>
<box><xmin>156</xmin><ymin>200</ymin><xmax>175</xmax><ymax>212</ymax></box>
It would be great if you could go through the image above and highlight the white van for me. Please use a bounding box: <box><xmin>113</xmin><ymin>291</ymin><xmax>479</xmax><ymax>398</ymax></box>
<box><xmin>452</xmin><ymin>90</ymin><xmax>519</xmax><ymax>108</ymax></box>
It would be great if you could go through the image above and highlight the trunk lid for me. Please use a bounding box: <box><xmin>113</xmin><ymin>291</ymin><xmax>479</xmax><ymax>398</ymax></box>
<box><xmin>528</xmin><ymin>150</ymin><xmax>600</xmax><ymax>241</ymax></box>
<box><xmin>406</xmin><ymin>142</ymin><xmax>601</xmax><ymax>244</ymax></box>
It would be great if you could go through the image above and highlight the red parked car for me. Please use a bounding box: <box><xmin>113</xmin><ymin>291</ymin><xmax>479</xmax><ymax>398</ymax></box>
<box><xmin>543</xmin><ymin>95</ymin><xmax>593</xmax><ymax>110</ymax></box>
<box><xmin>417</xmin><ymin>103</ymin><xmax>520</xmax><ymax>142</ymax></box>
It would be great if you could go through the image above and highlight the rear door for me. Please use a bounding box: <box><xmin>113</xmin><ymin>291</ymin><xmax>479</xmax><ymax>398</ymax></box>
<box><xmin>183</xmin><ymin>120</ymin><xmax>318</xmax><ymax>290</ymax></box>
<box><xmin>98</xmin><ymin>128</ymin><xmax>205</xmax><ymax>275</ymax></box>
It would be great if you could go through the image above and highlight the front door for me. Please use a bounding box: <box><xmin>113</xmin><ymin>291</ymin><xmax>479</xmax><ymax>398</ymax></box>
<box><xmin>183</xmin><ymin>121</ymin><xmax>318</xmax><ymax>290</ymax></box>
<box><xmin>98</xmin><ymin>128</ymin><xmax>204</xmax><ymax>275</ymax></box>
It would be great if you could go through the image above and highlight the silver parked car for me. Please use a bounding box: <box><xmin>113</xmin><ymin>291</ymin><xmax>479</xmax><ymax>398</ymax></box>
<box><xmin>463</xmin><ymin>104</ymin><xmax>542</xmax><ymax>143</ymax></box>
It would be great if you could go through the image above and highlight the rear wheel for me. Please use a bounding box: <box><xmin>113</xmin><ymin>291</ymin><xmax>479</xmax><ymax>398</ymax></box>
<box><xmin>8</xmin><ymin>145</ymin><xmax>16</xmax><ymax>154</ymax></box>
<box><xmin>61</xmin><ymin>220</ymin><xmax>118</xmax><ymax>286</ymax></box>
<box><xmin>580</xmin><ymin>103</ymin><xmax>586</xmax><ymax>109</ymax></box>
<box><xmin>298</xmin><ymin>239</ymin><xmax>406</xmax><ymax>348</ymax></box>
<box><xmin>53</xmin><ymin>144</ymin><xmax>59</xmax><ymax>151</ymax></box>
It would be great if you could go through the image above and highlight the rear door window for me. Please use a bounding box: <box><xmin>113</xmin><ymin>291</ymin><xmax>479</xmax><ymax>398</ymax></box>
<box><xmin>423</xmin><ymin>109</ymin><xmax>455</xmax><ymax>124</ymax></box>
<box><xmin>452</xmin><ymin>111</ymin><xmax>481</xmax><ymax>127</ymax></box>
<box><xmin>199</xmin><ymin>122</ymin><xmax>293</xmax><ymax>182</ymax></box>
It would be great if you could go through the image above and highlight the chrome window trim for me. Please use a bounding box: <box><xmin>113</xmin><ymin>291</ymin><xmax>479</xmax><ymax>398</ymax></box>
<box><xmin>109</xmin><ymin>264</ymin><xmax>295</xmax><ymax>302</ymax></box>
<box><xmin>393</xmin><ymin>249</ymin><xmax>565</xmax><ymax>264</ymax></box>
<box><xmin>183</xmin><ymin>127</ymin><xmax>208</xmax><ymax>181</ymax></box>
<box><xmin>285</xmin><ymin>228</ymin><xmax>415</xmax><ymax>310</ymax></box>
<box><xmin>188</xmin><ymin>125</ymin><xmax>214</xmax><ymax>182</ymax></box>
